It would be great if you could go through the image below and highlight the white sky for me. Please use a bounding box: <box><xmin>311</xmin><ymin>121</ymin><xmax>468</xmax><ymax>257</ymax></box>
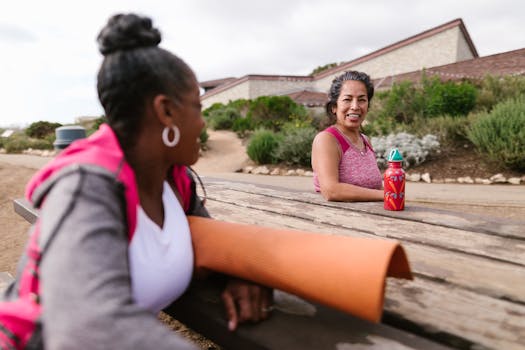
<box><xmin>1</xmin><ymin>0</ymin><xmax>524</xmax><ymax>128</ymax></box>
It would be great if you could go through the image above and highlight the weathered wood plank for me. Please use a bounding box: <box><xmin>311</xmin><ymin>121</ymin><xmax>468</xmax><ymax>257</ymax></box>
<box><xmin>13</xmin><ymin>198</ymin><xmax>38</xmax><ymax>225</ymax></box>
<box><xmin>202</xmin><ymin>178</ymin><xmax>525</xmax><ymax>239</ymax></box>
<box><xmin>204</xmin><ymin>197</ymin><xmax>525</xmax><ymax>349</ymax></box>
<box><xmin>166</xmin><ymin>279</ymin><xmax>453</xmax><ymax>350</ymax></box>
<box><xmin>206</xmin><ymin>199</ymin><xmax>525</xmax><ymax>303</ymax></box>
<box><xmin>203</xmin><ymin>185</ymin><xmax>525</xmax><ymax>267</ymax></box>
<box><xmin>385</xmin><ymin>278</ymin><xmax>525</xmax><ymax>350</ymax></box>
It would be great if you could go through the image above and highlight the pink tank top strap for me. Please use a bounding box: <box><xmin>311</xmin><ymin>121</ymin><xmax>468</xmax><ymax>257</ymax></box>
<box><xmin>361</xmin><ymin>134</ymin><xmax>375</xmax><ymax>153</ymax></box>
<box><xmin>325</xmin><ymin>126</ymin><xmax>350</xmax><ymax>153</ymax></box>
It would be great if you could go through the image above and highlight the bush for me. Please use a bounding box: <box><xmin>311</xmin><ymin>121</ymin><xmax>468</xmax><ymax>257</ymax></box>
<box><xmin>376</xmin><ymin>81</ymin><xmax>420</xmax><ymax>124</ymax></box>
<box><xmin>246</xmin><ymin>129</ymin><xmax>282</xmax><ymax>164</ymax></box>
<box><xmin>226</xmin><ymin>99</ymin><xmax>251</xmax><ymax>117</ymax></box>
<box><xmin>368</xmin><ymin>74</ymin><xmax>477</xmax><ymax>136</ymax></box>
<box><xmin>371</xmin><ymin>132</ymin><xmax>440</xmax><ymax>169</ymax></box>
<box><xmin>467</xmin><ymin>96</ymin><xmax>525</xmax><ymax>171</ymax></box>
<box><xmin>232</xmin><ymin>115</ymin><xmax>254</xmax><ymax>138</ymax></box>
<box><xmin>421</xmin><ymin>77</ymin><xmax>477</xmax><ymax>117</ymax></box>
<box><xmin>273</xmin><ymin>126</ymin><xmax>317</xmax><ymax>167</ymax></box>
<box><xmin>475</xmin><ymin>75</ymin><xmax>525</xmax><ymax>112</ymax></box>
<box><xmin>207</xmin><ymin>106</ymin><xmax>241</xmax><ymax>130</ymax></box>
<box><xmin>202</xmin><ymin>102</ymin><xmax>227</xmax><ymax>118</ymax></box>
<box><xmin>25</xmin><ymin>121</ymin><xmax>62</xmax><ymax>139</ymax></box>
<box><xmin>404</xmin><ymin>115</ymin><xmax>472</xmax><ymax>146</ymax></box>
<box><xmin>3</xmin><ymin>133</ymin><xmax>54</xmax><ymax>153</ymax></box>
<box><xmin>309</xmin><ymin>62</ymin><xmax>338</xmax><ymax>76</ymax></box>
<box><xmin>247</xmin><ymin>96</ymin><xmax>308</xmax><ymax>132</ymax></box>
<box><xmin>199</xmin><ymin>128</ymin><xmax>209</xmax><ymax>148</ymax></box>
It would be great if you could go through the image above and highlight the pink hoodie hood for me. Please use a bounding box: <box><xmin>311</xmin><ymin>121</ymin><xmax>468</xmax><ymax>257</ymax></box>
<box><xmin>25</xmin><ymin>124</ymin><xmax>140</xmax><ymax>236</ymax></box>
<box><xmin>25</xmin><ymin>124</ymin><xmax>192</xmax><ymax>239</ymax></box>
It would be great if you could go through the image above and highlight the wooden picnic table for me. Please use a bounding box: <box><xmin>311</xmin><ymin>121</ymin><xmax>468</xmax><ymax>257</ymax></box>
<box><xmin>13</xmin><ymin>177</ymin><xmax>525</xmax><ymax>350</ymax></box>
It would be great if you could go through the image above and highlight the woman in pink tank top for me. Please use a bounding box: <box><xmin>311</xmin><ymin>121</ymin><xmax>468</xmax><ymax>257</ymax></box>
<box><xmin>312</xmin><ymin>71</ymin><xmax>383</xmax><ymax>201</ymax></box>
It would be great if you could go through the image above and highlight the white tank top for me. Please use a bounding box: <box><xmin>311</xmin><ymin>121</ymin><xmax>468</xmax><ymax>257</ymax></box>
<box><xmin>128</xmin><ymin>181</ymin><xmax>194</xmax><ymax>313</ymax></box>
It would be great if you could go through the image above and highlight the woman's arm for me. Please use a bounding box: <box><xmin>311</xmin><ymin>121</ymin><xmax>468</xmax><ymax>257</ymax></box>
<box><xmin>312</xmin><ymin>132</ymin><xmax>383</xmax><ymax>202</ymax></box>
<box><xmin>40</xmin><ymin>170</ymin><xmax>198</xmax><ymax>350</ymax></box>
<box><xmin>184</xmin><ymin>169</ymin><xmax>273</xmax><ymax>331</ymax></box>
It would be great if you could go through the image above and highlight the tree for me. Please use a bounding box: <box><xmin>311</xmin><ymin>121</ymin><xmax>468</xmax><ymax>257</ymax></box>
<box><xmin>25</xmin><ymin>121</ymin><xmax>62</xmax><ymax>139</ymax></box>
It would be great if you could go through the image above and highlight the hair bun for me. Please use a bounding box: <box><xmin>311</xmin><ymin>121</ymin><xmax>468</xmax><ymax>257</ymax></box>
<box><xmin>97</xmin><ymin>13</ymin><xmax>161</xmax><ymax>55</ymax></box>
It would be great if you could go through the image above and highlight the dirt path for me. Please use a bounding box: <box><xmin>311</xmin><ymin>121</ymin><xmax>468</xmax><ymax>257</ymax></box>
<box><xmin>192</xmin><ymin>130</ymin><xmax>251</xmax><ymax>174</ymax></box>
<box><xmin>0</xmin><ymin>162</ymin><xmax>35</xmax><ymax>275</ymax></box>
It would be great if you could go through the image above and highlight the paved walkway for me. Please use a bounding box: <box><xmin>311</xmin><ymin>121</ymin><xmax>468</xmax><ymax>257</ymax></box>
<box><xmin>2</xmin><ymin>153</ymin><xmax>524</xmax><ymax>211</ymax></box>
<box><xmin>201</xmin><ymin>172</ymin><xmax>525</xmax><ymax>208</ymax></box>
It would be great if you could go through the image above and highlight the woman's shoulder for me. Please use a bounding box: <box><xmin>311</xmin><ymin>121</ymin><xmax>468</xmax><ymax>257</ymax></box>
<box><xmin>313</xmin><ymin>129</ymin><xmax>339</xmax><ymax>147</ymax></box>
<box><xmin>38</xmin><ymin>165</ymin><xmax>124</xmax><ymax>212</ymax></box>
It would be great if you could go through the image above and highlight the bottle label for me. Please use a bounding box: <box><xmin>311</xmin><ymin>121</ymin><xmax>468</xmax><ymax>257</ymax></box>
<box><xmin>384</xmin><ymin>169</ymin><xmax>405</xmax><ymax>211</ymax></box>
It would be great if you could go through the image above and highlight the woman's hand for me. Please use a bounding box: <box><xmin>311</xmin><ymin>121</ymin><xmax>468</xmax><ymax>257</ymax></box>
<box><xmin>221</xmin><ymin>278</ymin><xmax>274</xmax><ymax>331</ymax></box>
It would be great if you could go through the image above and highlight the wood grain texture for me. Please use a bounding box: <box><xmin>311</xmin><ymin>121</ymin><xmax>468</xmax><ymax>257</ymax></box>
<box><xmin>201</xmin><ymin>179</ymin><xmax>525</xmax><ymax>350</ymax></box>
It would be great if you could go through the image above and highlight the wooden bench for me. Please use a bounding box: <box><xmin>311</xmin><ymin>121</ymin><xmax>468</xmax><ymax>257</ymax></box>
<box><xmin>13</xmin><ymin>177</ymin><xmax>525</xmax><ymax>349</ymax></box>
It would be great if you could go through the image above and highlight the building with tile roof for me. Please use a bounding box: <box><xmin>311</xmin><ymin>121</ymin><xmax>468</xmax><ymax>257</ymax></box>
<box><xmin>200</xmin><ymin>18</ymin><xmax>524</xmax><ymax>110</ymax></box>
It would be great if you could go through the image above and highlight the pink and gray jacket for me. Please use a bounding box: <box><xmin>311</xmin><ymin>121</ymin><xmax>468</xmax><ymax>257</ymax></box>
<box><xmin>0</xmin><ymin>124</ymin><xmax>205</xmax><ymax>350</ymax></box>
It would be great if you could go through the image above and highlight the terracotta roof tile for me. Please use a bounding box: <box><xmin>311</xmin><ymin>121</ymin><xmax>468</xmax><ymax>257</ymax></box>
<box><xmin>286</xmin><ymin>90</ymin><xmax>327</xmax><ymax>107</ymax></box>
<box><xmin>373</xmin><ymin>47</ymin><xmax>525</xmax><ymax>89</ymax></box>
<box><xmin>199</xmin><ymin>77</ymin><xmax>237</xmax><ymax>89</ymax></box>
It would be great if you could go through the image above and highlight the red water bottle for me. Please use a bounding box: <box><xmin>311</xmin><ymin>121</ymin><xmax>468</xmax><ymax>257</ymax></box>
<box><xmin>384</xmin><ymin>148</ymin><xmax>405</xmax><ymax>211</ymax></box>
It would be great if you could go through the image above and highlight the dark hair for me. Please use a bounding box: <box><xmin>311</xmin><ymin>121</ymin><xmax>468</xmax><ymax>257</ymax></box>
<box><xmin>325</xmin><ymin>71</ymin><xmax>374</xmax><ymax>122</ymax></box>
<box><xmin>96</xmin><ymin>13</ymin><xmax>195</xmax><ymax>149</ymax></box>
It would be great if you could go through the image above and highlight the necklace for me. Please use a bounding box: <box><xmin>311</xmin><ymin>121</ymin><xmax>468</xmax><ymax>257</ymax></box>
<box><xmin>335</xmin><ymin>127</ymin><xmax>366</xmax><ymax>156</ymax></box>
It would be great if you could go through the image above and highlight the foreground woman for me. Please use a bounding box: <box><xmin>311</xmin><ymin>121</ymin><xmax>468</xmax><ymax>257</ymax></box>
<box><xmin>0</xmin><ymin>13</ymin><xmax>271</xmax><ymax>349</ymax></box>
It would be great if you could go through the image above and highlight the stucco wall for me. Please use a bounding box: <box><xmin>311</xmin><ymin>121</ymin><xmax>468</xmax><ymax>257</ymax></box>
<box><xmin>313</xmin><ymin>27</ymin><xmax>469</xmax><ymax>92</ymax></box>
<box><xmin>456</xmin><ymin>28</ymin><xmax>476</xmax><ymax>61</ymax></box>
<box><xmin>202</xmin><ymin>78</ymin><xmax>313</xmax><ymax>109</ymax></box>
<box><xmin>249</xmin><ymin>78</ymin><xmax>313</xmax><ymax>97</ymax></box>
<box><xmin>201</xmin><ymin>80</ymin><xmax>251</xmax><ymax>109</ymax></box>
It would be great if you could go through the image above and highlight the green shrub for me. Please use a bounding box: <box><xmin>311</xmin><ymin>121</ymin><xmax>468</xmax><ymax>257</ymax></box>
<box><xmin>246</xmin><ymin>129</ymin><xmax>282</xmax><ymax>164</ymax></box>
<box><xmin>404</xmin><ymin>115</ymin><xmax>471</xmax><ymax>146</ymax></box>
<box><xmin>227</xmin><ymin>99</ymin><xmax>251</xmax><ymax>117</ymax></box>
<box><xmin>247</xmin><ymin>96</ymin><xmax>308</xmax><ymax>132</ymax></box>
<box><xmin>370</xmin><ymin>75</ymin><xmax>477</xmax><ymax>133</ymax></box>
<box><xmin>475</xmin><ymin>75</ymin><xmax>525</xmax><ymax>112</ymax></box>
<box><xmin>361</xmin><ymin>116</ymin><xmax>400</xmax><ymax>137</ymax></box>
<box><xmin>232</xmin><ymin>115</ymin><xmax>254</xmax><ymax>138</ymax></box>
<box><xmin>467</xmin><ymin>96</ymin><xmax>525</xmax><ymax>171</ymax></box>
<box><xmin>202</xmin><ymin>102</ymin><xmax>227</xmax><ymax>118</ymax></box>
<box><xmin>309</xmin><ymin>108</ymin><xmax>330</xmax><ymax>131</ymax></box>
<box><xmin>422</xmin><ymin>78</ymin><xmax>477</xmax><ymax>117</ymax></box>
<box><xmin>200</xmin><ymin>127</ymin><xmax>209</xmax><ymax>146</ymax></box>
<box><xmin>309</xmin><ymin>62</ymin><xmax>338</xmax><ymax>75</ymax></box>
<box><xmin>207</xmin><ymin>106</ymin><xmax>241</xmax><ymax>130</ymax></box>
<box><xmin>3</xmin><ymin>133</ymin><xmax>53</xmax><ymax>153</ymax></box>
<box><xmin>377</xmin><ymin>81</ymin><xmax>420</xmax><ymax>123</ymax></box>
<box><xmin>273</xmin><ymin>126</ymin><xmax>317</xmax><ymax>167</ymax></box>
<box><xmin>25</xmin><ymin>121</ymin><xmax>62</xmax><ymax>139</ymax></box>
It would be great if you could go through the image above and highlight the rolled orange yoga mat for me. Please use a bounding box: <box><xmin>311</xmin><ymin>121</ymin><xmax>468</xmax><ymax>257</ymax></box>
<box><xmin>188</xmin><ymin>216</ymin><xmax>412</xmax><ymax>323</ymax></box>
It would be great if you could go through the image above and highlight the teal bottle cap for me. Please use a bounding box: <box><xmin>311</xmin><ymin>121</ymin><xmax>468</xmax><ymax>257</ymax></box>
<box><xmin>388</xmin><ymin>148</ymin><xmax>403</xmax><ymax>162</ymax></box>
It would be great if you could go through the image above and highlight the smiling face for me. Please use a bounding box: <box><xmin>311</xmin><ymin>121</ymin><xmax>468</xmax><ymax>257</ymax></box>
<box><xmin>332</xmin><ymin>80</ymin><xmax>369</xmax><ymax>132</ymax></box>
